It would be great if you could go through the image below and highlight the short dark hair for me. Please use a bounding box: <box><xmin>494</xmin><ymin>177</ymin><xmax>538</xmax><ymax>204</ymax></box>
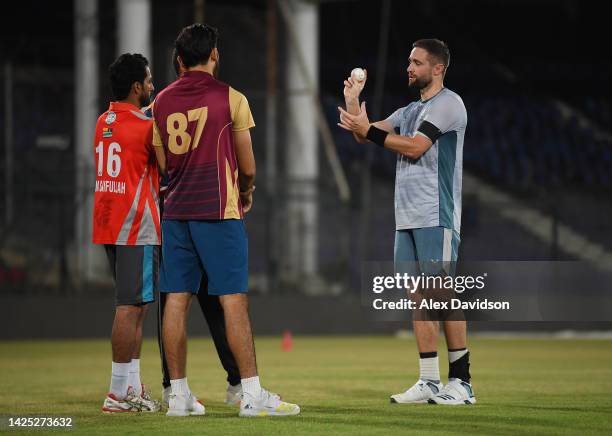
<box><xmin>109</xmin><ymin>53</ymin><xmax>149</xmax><ymax>101</ymax></box>
<box><xmin>412</xmin><ymin>39</ymin><xmax>450</xmax><ymax>69</ymax></box>
<box><xmin>174</xmin><ymin>23</ymin><xmax>219</xmax><ymax>68</ymax></box>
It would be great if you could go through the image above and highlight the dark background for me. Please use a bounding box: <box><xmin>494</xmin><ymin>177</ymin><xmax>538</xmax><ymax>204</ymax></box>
<box><xmin>1</xmin><ymin>0</ymin><xmax>611</xmax><ymax>336</ymax></box>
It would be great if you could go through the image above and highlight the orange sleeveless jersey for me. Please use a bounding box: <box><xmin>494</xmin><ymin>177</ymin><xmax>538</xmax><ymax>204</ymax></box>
<box><xmin>92</xmin><ymin>102</ymin><xmax>161</xmax><ymax>245</ymax></box>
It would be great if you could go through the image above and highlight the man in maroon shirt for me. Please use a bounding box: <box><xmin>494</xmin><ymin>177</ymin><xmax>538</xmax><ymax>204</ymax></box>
<box><xmin>153</xmin><ymin>23</ymin><xmax>300</xmax><ymax>417</ymax></box>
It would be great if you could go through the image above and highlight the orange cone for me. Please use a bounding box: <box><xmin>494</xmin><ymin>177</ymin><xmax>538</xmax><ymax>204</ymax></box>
<box><xmin>282</xmin><ymin>330</ymin><xmax>293</xmax><ymax>352</ymax></box>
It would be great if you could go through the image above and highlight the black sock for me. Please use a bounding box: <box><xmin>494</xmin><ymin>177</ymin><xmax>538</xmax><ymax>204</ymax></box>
<box><xmin>448</xmin><ymin>351</ymin><xmax>471</xmax><ymax>383</ymax></box>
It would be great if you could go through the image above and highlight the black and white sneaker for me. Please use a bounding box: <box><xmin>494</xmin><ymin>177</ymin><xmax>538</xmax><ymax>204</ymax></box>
<box><xmin>390</xmin><ymin>379</ymin><xmax>443</xmax><ymax>404</ymax></box>
<box><xmin>428</xmin><ymin>378</ymin><xmax>476</xmax><ymax>405</ymax></box>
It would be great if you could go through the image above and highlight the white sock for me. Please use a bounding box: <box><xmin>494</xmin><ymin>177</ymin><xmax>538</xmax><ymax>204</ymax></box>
<box><xmin>419</xmin><ymin>352</ymin><xmax>440</xmax><ymax>382</ymax></box>
<box><xmin>128</xmin><ymin>358</ymin><xmax>142</xmax><ymax>396</ymax></box>
<box><xmin>110</xmin><ymin>362</ymin><xmax>130</xmax><ymax>399</ymax></box>
<box><xmin>448</xmin><ymin>348</ymin><xmax>468</xmax><ymax>363</ymax></box>
<box><xmin>170</xmin><ymin>378</ymin><xmax>190</xmax><ymax>395</ymax></box>
<box><xmin>241</xmin><ymin>376</ymin><xmax>262</xmax><ymax>399</ymax></box>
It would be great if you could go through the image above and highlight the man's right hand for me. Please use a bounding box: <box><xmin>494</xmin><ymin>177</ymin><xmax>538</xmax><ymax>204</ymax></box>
<box><xmin>343</xmin><ymin>69</ymin><xmax>367</xmax><ymax>104</ymax></box>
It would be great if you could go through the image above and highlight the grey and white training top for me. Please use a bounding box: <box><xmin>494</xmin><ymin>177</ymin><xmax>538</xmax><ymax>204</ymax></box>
<box><xmin>385</xmin><ymin>88</ymin><xmax>467</xmax><ymax>234</ymax></box>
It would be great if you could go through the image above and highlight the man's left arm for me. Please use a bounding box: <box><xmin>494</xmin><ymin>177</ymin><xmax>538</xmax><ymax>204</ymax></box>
<box><xmin>230</xmin><ymin>87</ymin><xmax>257</xmax><ymax>212</ymax></box>
<box><xmin>377</xmin><ymin>132</ymin><xmax>433</xmax><ymax>160</ymax></box>
<box><xmin>338</xmin><ymin>104</ymin><xmax>433</xmax><ymax>159</ymax></box>
<box><xmin>338</xmin><ymin>95</ymin><xmax>462</xmax><ymax>159</ymax></box>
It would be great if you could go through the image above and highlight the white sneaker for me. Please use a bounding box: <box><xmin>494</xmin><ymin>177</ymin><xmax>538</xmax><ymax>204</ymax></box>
<box><xmin>162</xmin><ymin>386</ymin><xmax>171</xmax><ymax>409</ymax></box>
<box><xmin>428</xmin><ymin>378</ymin><xmax>476</xmax><ymax>405</ymax></box>
<box><xmin>166</xmin><ymin>392</ymin><xmax>206</xmax><ymax>417</ymax></box>
<box><xmin>390</xmin><ymin>379</ymin><xmax>443</xmax><ymax>404</ymax></box>
<box><xmin>127</xmin><ymin>385</ymin><xmax>160</xmax><ymax>412</ymax></box>
<box><xmin>239</xmin><ymin>388</ymin><xmax>300</xmax><ymax>417</ymax></box>
<box><xmin>225</xmin><ymin>383</ymin><xmax>242</xmax><ymax>406</ymax></box>
<box><xmin>102</xmin><ymin>392</ymin><xmax>142</xmax><ymax>413</ymax></box>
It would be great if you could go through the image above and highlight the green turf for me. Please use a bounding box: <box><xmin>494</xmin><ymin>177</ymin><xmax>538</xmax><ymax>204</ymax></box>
<box><xmin>1</xmin><ymin>336</ymin><xmax>611</xmax><ymax>435</ymax></box>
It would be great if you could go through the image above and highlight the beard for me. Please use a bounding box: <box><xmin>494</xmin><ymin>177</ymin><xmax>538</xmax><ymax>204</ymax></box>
<box><xmin>213</xmin><ymin>59</ymin><xmax>220</xmax><ymax>78</ymax></box>
<box><xmin>408</xmin><ymin>75</ymin><xmax>432</xmax><ymax>90</ymax></box>
<box><xmin>139</xmin><ymin>91</ymin><xmax>152</xmax><ymax>108</ymax></box>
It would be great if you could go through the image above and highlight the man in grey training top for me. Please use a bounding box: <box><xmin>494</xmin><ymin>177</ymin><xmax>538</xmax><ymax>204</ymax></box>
<box><xmin>338</xmin><ymin>38</ymin><xmax>475</xmax><ymax>405</ymax></box>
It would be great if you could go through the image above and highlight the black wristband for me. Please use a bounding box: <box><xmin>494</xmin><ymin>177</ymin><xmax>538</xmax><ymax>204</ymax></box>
<box><xmin>366</xmin><ymin>125</ymin><xmax>388</xmax><ymax>147</ymax></box>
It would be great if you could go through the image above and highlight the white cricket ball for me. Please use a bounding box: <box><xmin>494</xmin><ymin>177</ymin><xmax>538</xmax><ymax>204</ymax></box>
<box><xmin>351</xmin><ymin>67</ymin><xmax>365</xmax><ymax>82</ymax></box>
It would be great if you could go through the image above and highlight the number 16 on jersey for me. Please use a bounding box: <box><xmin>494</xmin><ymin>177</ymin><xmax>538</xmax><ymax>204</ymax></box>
<box><xmin>96</xmin><ymin>141</ymin><xmax>122</xmax><ymax>177</ymax></box>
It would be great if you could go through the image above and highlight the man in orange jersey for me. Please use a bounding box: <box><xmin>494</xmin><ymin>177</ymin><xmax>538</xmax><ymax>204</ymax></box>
<box><xmin>92</xmin><ymin>53</ymin><xmax>161</xmax><ymax>413</ymax></box>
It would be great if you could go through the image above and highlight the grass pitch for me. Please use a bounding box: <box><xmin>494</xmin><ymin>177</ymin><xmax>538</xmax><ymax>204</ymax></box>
<box><xmin>1</xmin><ymin>336</ymin><xmax>611</xmax><ymax>435</ymax></box>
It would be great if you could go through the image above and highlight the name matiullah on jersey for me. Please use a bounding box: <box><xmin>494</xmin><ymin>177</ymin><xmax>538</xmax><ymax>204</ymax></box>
<box><xmin>92</xmin><ymin>101</ymin><xmax>161</xmax><ymax>245</ymax></box>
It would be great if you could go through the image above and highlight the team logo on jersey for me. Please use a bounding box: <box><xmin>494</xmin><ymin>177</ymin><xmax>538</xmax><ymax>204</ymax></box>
<box><xmin>102</xmin><ymin>127</ymin><xmax>113</xmax><ymax>138</ymax></box>
<box><xmin>105</xmin><ymin>112</ymin><xmax>116</xmax><ymax>125</ymax></box>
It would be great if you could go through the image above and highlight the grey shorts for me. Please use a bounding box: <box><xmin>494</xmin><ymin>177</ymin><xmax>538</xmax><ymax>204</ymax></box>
<box><xmin>105</xmin><ymin>244</ymin><xmax>158</xmax><ymax>306</ymax></box>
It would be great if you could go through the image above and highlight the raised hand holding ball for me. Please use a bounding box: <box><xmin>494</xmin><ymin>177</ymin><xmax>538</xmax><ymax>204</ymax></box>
<box><xmin>344</xmin><ymin>68</ymin><xmax>367</xmax><ymax>101</ymax></box>
<box><xmin>351</xmin><ymin>67</ymin><xmax>366</xmax><ymax>82</ymax></box>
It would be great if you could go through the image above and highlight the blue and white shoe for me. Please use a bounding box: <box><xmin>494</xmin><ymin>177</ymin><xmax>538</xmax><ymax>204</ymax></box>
<box><xmin>428</xmin><ymin>378</ymin><xmax>476</xmax><ymax>405</ymax></box>
<box><xmin>390</xmin><ymin>379</ymin><xmax>443</xmax><ymax>404</ymax></box>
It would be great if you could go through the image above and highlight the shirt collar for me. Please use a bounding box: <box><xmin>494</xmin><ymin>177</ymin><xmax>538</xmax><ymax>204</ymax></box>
<box><xmin>109</xmin><ymin>101</ymin><xmax>141</xmax><ymax>112</ymax></box>
<box><xmin>420</xmin><ymin>87</ymin><xmax>445</xmax><ymax>104</ymax></box>
<box><xmin>182</xmin><ymin>70</ymin><xmax>214</xmax><ymax>80</ymax></box>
